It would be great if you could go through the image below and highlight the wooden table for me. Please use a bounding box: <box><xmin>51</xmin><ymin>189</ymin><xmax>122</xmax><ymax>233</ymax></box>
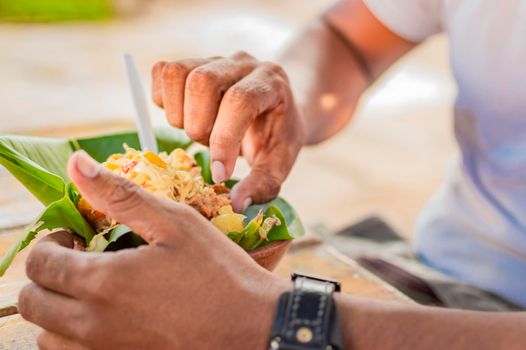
<box><xmin>0</xmin><ymin>125</ymin><xmax>412</xmax><ymax>348</ymax></box>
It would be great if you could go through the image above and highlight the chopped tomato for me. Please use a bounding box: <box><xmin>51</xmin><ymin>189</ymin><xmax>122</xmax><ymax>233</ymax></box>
<box><xmin>122</xmin><ymin>160</ymin><xmax>137</xmax><ymax>174</ymax></box>
<box><xmin>92</xmin><ymin>210</ymin><xmax>106</xmax><ymax>219</ymax></box>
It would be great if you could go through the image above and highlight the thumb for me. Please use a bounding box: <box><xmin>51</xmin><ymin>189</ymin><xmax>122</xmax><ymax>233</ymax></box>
<box><xmin>67</xmin><ymin>150</ymin><xmax>173</xmax><ymax>243</ymax></box>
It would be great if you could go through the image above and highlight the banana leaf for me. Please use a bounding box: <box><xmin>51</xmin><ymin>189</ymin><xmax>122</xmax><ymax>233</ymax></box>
<box><xmin>244</xmin><ymin>197</ymin><xmax>305</xmax><ymax>242</ymax></box>
<box><xmin>0</xmin><ymin>128</ymin><xmax>304</xmax><ymax>276</ymax></box>
<box><xmin>0</xmin><ymin>136</ymin><xmax>71</xmax><ymax>205</ymax></box>
<box><xmin>72</xmin><ymin>128</ymin><xmax>193</xmax><ymax>163</ymax></box>
<box><xmin>0</xmin><ymin>183</ymin><xmax>95</xmax><ymax>276</ymax></box>
<box><xmin>230</xmin><ymin>204</ymin><xmax>293</xmax><ymax>250</ymax></box>
<box><xmin>194</xmin><ymin>150</ymin><xmax>213</xmax><ymax>184</ymax></box>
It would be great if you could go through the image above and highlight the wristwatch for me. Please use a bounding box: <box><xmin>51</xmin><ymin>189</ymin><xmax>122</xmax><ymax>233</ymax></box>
<box><xmin>268</xmin><ymin>273</ymin><xmax>344</xmax><ymax>350</ymax></box>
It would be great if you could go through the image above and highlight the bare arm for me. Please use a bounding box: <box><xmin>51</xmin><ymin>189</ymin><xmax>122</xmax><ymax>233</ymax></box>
<box><xmin>336</xmin><ymin>295</ymin><xmax>525</xmax><ymax>349</ymax></box>
<box><xmin>279</xmin><ymin>0</ymin><xmax>415</xmax><ymax>144</ymax></box>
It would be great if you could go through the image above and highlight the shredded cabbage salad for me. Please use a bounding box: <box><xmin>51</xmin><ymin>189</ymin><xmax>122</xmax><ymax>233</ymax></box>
<box><xmin>78</xmin><ymin>146</ymin><xmax>280</xmax><ymax>251</ymax></box>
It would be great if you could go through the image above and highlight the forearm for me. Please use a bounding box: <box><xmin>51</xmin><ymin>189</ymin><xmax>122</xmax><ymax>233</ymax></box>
<box><xmin>337</xmin><ymin>295</ymin><xmax>526</xmax><ymax>349</ymax></box>
<box><xmin>277</xmin><ymin>0</ymin><xmax>415</xmax><ymax>145</ymax></box>
<box><xmin>278</xmin><ymin>19</ymin><xmax>369</xmax><ymax>145</ymax></box>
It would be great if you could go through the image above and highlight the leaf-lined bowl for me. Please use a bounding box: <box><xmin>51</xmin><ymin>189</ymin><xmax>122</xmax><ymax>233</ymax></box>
<box><xmin>0</xmin><ymin>127</ymin><xmax>304</xmax><ymax>274</ymax></box>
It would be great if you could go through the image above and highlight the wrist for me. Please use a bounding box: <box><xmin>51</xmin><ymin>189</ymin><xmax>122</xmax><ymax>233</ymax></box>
<box><xmin>296</xmin><ymin>109</ymin><xmax>309</xmax><ymax>148</ymax></box>
<box><xmin>236</xmin><ymin>276</ymin><xmax>291</xmax><ymax>350</ymax></box>
<box><xmin>295</xmin><ymin>103</ymin><xmax>320</xmax><ymax>146</ymax></box>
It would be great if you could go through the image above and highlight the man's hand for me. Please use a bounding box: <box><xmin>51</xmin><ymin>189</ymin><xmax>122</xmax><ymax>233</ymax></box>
<box><xmin>151</xmin><ymin>52</ymin><xmax>305</xmax><ymax>212</ymax></box>
<box><xmin>18</xmin><ymin>151</ymin><xmax>289</xmax><ymax>350</ymax></box>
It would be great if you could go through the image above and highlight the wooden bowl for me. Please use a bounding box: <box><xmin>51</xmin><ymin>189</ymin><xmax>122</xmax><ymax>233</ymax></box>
<box><xmin>248</xmin><ymin>240</ymin><xmax>291</xmax><ymax>271</ymax></box>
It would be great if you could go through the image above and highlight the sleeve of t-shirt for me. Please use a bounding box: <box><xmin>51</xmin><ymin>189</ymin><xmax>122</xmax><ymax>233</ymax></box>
<box><xmin>363</xmin><ymin>0</ymin><xmax>443</xmax><ymax>42</ymax></box>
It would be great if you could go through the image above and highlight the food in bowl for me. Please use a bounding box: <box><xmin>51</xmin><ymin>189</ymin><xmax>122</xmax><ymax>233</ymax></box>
<box><xmin>79</xmin><ymin>146</ymin><xmax>286</xmax><ymax>252</ymax></box>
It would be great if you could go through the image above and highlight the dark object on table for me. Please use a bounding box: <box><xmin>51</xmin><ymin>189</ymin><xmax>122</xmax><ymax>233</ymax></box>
<box><xmin>325</xmin><ymin>216</ymin><xmax>522</xmax><ymax>311</ymax></box>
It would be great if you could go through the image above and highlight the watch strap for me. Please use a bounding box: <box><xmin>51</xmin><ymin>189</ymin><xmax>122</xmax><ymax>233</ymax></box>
<box><xmin>268</xmin><ymin>276</ymin><xmax>344</xmax><ymax>350</ymax></box>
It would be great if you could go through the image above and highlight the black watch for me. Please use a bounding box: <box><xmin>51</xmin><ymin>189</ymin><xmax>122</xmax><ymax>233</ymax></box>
<box><xmin>268</xmin><ymin>273</ymin><xmax>345</xmax><ymax>350</ymax></box>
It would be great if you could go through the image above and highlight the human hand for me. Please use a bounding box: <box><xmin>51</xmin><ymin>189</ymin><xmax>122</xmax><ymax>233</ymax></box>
<box><xmin>152</xmin><ymin>52</ymin><xmax>305</xmax><ymax>212</ymax></box>
<box><xmin>18</xmin><ymin>151</ymin><xmax>289</xmax><ymax>350</ymax></box>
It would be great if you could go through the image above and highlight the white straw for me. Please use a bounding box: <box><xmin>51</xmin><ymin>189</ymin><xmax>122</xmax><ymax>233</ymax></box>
<box><xmin>122</xmin><ymin>53</ymin><xmax>158</xmax><ymax>153</ymax></box>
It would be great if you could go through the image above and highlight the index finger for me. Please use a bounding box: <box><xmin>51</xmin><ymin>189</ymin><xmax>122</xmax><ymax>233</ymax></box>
<box><xmin>230</xmin><ymin>137</ymin><xmax>296</xmax><ymax>212</ymax></box>
<box><xmin>210</xmin><ymin>65</ymin><xmax>284</xmax><ymax>182</ymax></box>
<box><xmin>25</xmin><ymin>231</ymin><xmax>102</xmax><ymax>298</ymax></box>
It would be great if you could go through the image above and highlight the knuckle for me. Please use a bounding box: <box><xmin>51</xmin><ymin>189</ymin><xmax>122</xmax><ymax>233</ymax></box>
<box><xmin>25</xmin><ymin>250</ymin><xmax>42</xmax><ymax>281</ymax></box>
<box><xmin>186</xmin><ymin>68</ymin><xmax>219</xmax><ymax>94</ymax></box>
<box><xmin>26</xmin><ymin>246</ymin><xmax>69</xmax><ymax>286</ymax></box>
<box><xmin>18</xmin><ymin>284</ymin><xmax>35</xmax><ymax>319</ymax></box>
<box><xmin>231</xmin><ymin>50</ymin><xmax>255</xmax><ymax>61</ymax></box>
<box><xmin>224</xmin><ymin>85</ymin><xmax>253</xmax><ymax>112</ymax></box>
<box><xmin>259</xmin><ymin>63</ymin><xmax>290</xmax><ymax>95</ymax></box>
<box><xmin>152</xmin><ymin>61</ymin><xmax>166</xmax><ymax>77</ymax></box>
<box><xmin>261</xmin><ymin>61</ymin><xmax>287</xmax><ymax>78</ymax></box>
<box><xmin>162</xmin><ymin>62</ymin><xmax>189</xmax><ymax>81</ymax></box>
<box><xmin>210</xmin><ymin>133</ymin><xmax>241</xmax><ymax>152</ymax></box>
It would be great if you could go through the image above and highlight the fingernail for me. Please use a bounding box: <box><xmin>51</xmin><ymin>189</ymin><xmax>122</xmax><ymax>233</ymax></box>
<box><xmin>75</xmin><ymin>151</ymin><xmax>100</xmax><ymax>178</ymax></box>
<box><xmin>212</xmin><ymin>161</ymin><xmax>226</xmax><ymax>183</ymax></box>
<box><xmin>242</xmin><ymin>197</ymin><xmax>252</xmax><ymax>212</ymax></box>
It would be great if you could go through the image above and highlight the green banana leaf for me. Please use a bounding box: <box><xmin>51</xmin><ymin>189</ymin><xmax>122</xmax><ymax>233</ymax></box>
<box><xmin>0</xmin><ymin>136</ymin><xmax>71</xmax><ymax>205</ymax></box>
<box><xmin>230</xmin><ymin>204</ymin><xmax>293</xmax><ymax>250</ymax></box>
<box><xmin>0</xmin><ymin>128</ymin><xmax>304</xmax><ymax>276</ymax></box>
<box><xmin>0</xmin><ymin>183</ymin><xmax>95</xmax><ymax>276</ymax></box>
<box><xmin>194</xmin><ymin>150</ymin><xmax>213</xmax><ymax>184</ymax></box>
<box><xmin>244</xmin><ymin>197</ymin><xmax>305</xmax><ymax>241</ymax></box>
<box><xmin>72</xmin><ymin>128</ymin><xmax>193</xmax><ymax>163</ymax></box>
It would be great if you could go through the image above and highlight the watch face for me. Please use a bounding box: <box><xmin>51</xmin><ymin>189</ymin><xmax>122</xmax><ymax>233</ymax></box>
<box><xmin>291</xmin><ymin>273</ymin><xmax>341</xmax><ymax>292</ymax></box>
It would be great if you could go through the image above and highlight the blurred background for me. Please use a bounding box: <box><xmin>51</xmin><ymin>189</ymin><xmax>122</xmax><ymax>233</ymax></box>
<box><xmin>0</xmin><ymin>0</ymin><xmax>456</xmax><ymax>238</ymax></box>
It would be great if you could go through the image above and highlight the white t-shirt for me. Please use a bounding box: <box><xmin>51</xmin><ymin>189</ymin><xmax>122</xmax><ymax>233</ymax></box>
<box><xmin>363</xmin><ymin>0</ymin><xmax>526</xmax><ymax>306</ymax></box>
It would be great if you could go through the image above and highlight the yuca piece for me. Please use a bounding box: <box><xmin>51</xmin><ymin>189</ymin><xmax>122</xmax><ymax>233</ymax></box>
<box><xmin>78</xmin><ymin>145</ymin><xmax>246</xmax><ymax>236</ymax></box>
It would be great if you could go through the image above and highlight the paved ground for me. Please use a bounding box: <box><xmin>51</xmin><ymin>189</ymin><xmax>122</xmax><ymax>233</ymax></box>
<box><xmin>0</xmin><ymin>0</ymin><xmax>457</xmax><ymax>238</ymax></box>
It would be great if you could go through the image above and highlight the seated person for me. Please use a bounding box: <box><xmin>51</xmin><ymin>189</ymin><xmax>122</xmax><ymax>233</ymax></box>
<box><xmin>19</xmin><ymin>0</ymin><xmax>526</xmax><ymax>348</ymax></box>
